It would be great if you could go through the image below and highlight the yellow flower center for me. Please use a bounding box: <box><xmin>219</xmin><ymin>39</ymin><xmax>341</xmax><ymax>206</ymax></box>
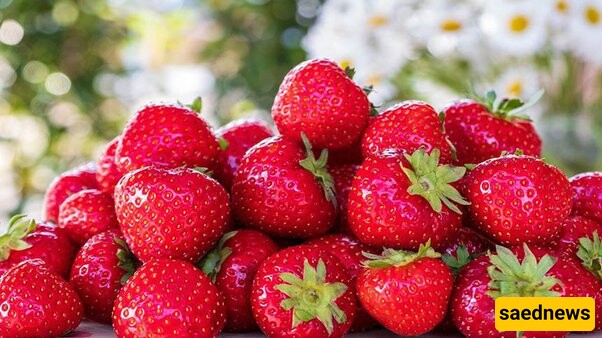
<box><xmin>368</xmin><ymin>74</ymin><xmax>381</xmax><ymax>85</ymax></box>
<box><xmin>369</xmin><ymin>15</ymin><xmax>388</xmax><ymax>28</ymax></box>
<box><xmin>556</xmin><ymin>0</ymin><xmax>569</xmax><ymax>13</ymax></box>
<box><xmin>339</xmin><ymin>59</ymin><xmax>352</xmax><ymax>70</ymax></box>
<box><xmin>507</xmin><ymin>80</ymin><xmax>523</xmax><ymax>97</ymax></box>
<box><xmin>585</xmin><ymin>6</ymin><xmax>600</xmax><ymax>25</ymax></box>
<box><xmin>508</xmin><ymin>15</ymin><xmax>530</xmax><ymax>33</ymax></box>
<box><xmin>440</xmin><ymin>19</ymin><xmax>463</xmax><ymax>32</ymax></box>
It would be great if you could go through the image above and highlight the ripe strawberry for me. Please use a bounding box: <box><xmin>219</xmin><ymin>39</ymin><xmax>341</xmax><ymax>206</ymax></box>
<box><xmin>329</xmin><ymin>163</ymin><xmax>359</xmax><ymax>234</ymax></box>
<box><xmin>356</xmin><ymin>241</ymin><xmax>454</xmax><ymax>336</ymax></box>
<box><xmin>272</xmin><ymin>58</ymin><xmax>369</xmax><ymax>150</ymax></box>
<box><xmin>43</xmin><ymin>162</ymin><xmax>97</xmax><ymax>223</ymax></box>
<box><xmin>232</xmin><ymin>135</ymin><xmax>337</xmax><ymax>238</ymax></box>
<box><xmin>552</xmin><ymin>216</ymin><xmax>602</xmax><ymax>258</ymax></box>
<box><xmin>361</xmin><ymin>100</ymin><xmax>453</xmax><ymax>163</ymax></box>
<box><xmin>96</xmin><ymin>136</ymin><xmax>122</xmax><ymax>194</ymax></box>
<box><xmin>113</xmin><ymin>258</ymin><xmax>225</xmax><ymax>337</ymax></box>
<box><xmin>251</xmin><ymin>245</ymin><xmax>356</xmax><ymax>338</ymax></box>
<box><xmin>58</xmin><ymin>188</ymin><xmax>119</xmax><ymax>245</ymax></box>
<box><xmin>114</xmin><ymin>166</ymin><xmax>230</xmax><ymax>263</ymax></box>
<box><xmin>115</xmin><ymin>101</ymin><xmax>220</xmax><ymax>174</ymax></box>
<box><xmin>577</xmin><ymin>232</ymin><xmax>602</xmax><ymax>281</ymax></box>
<box><xmin>442</xmin><ymin>91</ymin><xmax>542</xmax><ymax>165</ymax></box>
<box><xmin>328</xmin><ymin>139</ymin><xmax>363</xmax><ymax>166</ymax></box>
<box><xmin>214</xmin><ymin>118</ymin><xmax>273</xmax><ymax>190</ymax></box>
<box><xmin>348</xmin><ymin>148</ymin><xmax>468</xmax><ymax>250</ymax></box>
<box><xmin>464</xmin><ymin>154</ymin><xmax>572</xmax><ymax>246</ymax></box>
<box><xmin>570</xmin><ymin>171</ymin><xmax>602</xmax><ymax>224</ymax></box>
<box><xmin>0</xmin><ymin>259</ymin><xmax>83</xmax><ymax>337</ymax></box>
<box><xmin>200</xmin><ymin>229</ymin><xmax>279</xmax><ymax>332</ymax></box>
<box><xmin>0</xmin><ymin>215</ymin><xmax>76</xmax><ymax>279</ymax></box>
<box><xmin>306</xmin><ymin>234</ymin><xmax>380</xmax><ymax>332</ymax></box>
<box><xmin>69</xmin><ymin>229</ymin><xmax>137</xmax><ymax>324</ymax></box>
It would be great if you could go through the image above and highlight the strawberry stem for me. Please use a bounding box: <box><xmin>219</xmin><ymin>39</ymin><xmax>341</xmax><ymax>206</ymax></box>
<box><xmin>577</xmin><ymin>231</ymin><xmax>602</xmax><ymax>280</ymax></box>
<box><xmin>442</xmin><ymin>245</ymin><xmax>478</xmax><ymax>277</ymax></box>
<box><xmin>362</xmin><ymin>240</ymin><xmax>440</xmax><ymax>268</ymax></box>
<box><xmin>298</xmin><ymin>133</ymin><xmax>337</xmax><ymax>206</ymax></box>
<box><xmin>0</xmin><ymin>215</ymin><xmax>36</xmax><ymax>261</ymax></box>
<box><xmin>198</xmin><ymin>231</ymin><xmax>237</xmax><ymax>283</ymax></box>
<box><xmin>115</xmin><ymin>237</ymin><xmax>137</xmax><ymax>285</ymax></box>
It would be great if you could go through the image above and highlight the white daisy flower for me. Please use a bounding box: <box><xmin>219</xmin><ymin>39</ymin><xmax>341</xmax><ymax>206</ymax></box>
<box><xmin>566</xmin><ymin>0</ymin><xmax>602</xmax><ymax>65</ymax></box>
<box><xmin>492</xmin><ymin>66</ymin><xmax>541</xmax><ymax>100</ymax></box>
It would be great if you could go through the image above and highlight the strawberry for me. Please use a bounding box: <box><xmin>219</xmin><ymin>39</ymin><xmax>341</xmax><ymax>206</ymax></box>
<box><xmin>464</xmin><ymin>154</ymin><xmax>572</xmax><ymax>246</ymax></box>
<box><xmin>96</xmin><ymin>136</ymin><xmax>122</xmax><ymax>194</ymax></box>
<box><xmin>69</xmin><ymin>229</ymin><xmax>137</xmax><ymax>324</ymax></box>
<box><xmin>327</xmin><ymin>139</ymin><xmax>363</xmax><ymax>166</ymax></box>
<box><xmin>0</xmin><ymin>215</ymin><xmax>76</xmax><ymax>279</ymax></box>
<box><xmin>113</xmin><ymin>258</ymin><xmax>226</xmax><ymax>337</ymax></box>
<box><xmin>570</xmin><ymin>171</ymin><xmax>602</xmax><ymax>224</ymax></box>
<box><xmin>200</xmin><ymin>229</ymin><xmax>279</xmax><ymax>332</ymax></box>
<box><xmin>577</xmin><ymin>232</ymin><xmax>602</xmax><ymax>281</ymax></box>
<box><xmin>251</xmin><ymin>245</ymin><xmax>356</xmax><ymax>338</ymax></box>
<box><xmin>115</xmin><ymin>101</ymin><xmax>220</xmax><ymax>174</ymax></box>
<box><xmin>272</xmin><ymin>58</ymin><xmax>369</xmax><ymax>150</ymax></box>
<box><xmin>361</xmin><ymin>100</ymin><xmax>453</xmax><ymax>163</ymax></box>
<box><xmin>0</xmin><ymin>259</ymin><xmax>83</xmax><ymax>337</ymax></box>
<box><xmin>348</xmin><ymin>148</ymin><xmax>468</xmax><ymax>250</ymax></box>
<box><xmin>114</xmin><ymin>166</ymin><xmax>230</xmax><ymax>263</ymax></box>
<box><xmin>58</xmin><ymin>188</ymin><xmax>119</xmax><ymax>245</ymax></box>
<box><xmin>232</xmin><ymin>135</ymin><xmax>337</xmax><ymax>238</ymax></box>
<box><xmin>442</xmin><ymin>90</ymin><xmax>542</xmax><ymax>165</ymax></box>
<box><xmin>441</xmin><ymin>226</ymin><xmax>495</xmax><ymax>259</ymax></box>
<box><xmin>329</xmin><ymin>163</ymin><xmax>359</xmax><ymax>234</ymax></box>
<box><xmin>356</xmin><ymin>241</ymin><xmax>454</xmax><ymax>336</ymax></box>
<box><xmin>552</xmin><ymin>216</ymin><xmax>602</xmax><ymax>258</ymax></box>
<box><xmin>306</xmin><ymin>234</ymin><xmax>380</xmax><ymax>332</ymax></box>
<box><xmin>43</xmin><ymin>162</ymin><xmax>98</xmax><ymax>223</ymax></box>
<box><xmin>214</xmin><ymin>118</ymin><xmax>273</xmax><ymax>190</ymax></box>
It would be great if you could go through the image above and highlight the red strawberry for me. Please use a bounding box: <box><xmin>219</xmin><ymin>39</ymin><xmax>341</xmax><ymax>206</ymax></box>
<box><xmin>232</xmin><ymin>135</ymin><xmax>337</xmax><ymax>238</ymax></box>
<box><xmin>115</xmin><ymin>101</ymin><xmax>220</xmax><ymax>174</ymax></box>
<box><xmin>329</xmin><ymin>163</ymin><xmax>359</xmax><ymax>234</ymax></box>
<box><xmin>69</xmin><ymin>229</ymin><xmax>137</xmax><ymax>324</ymax></box>
<box><xmin>43</xmin><ymin>162</ymin><xmax>97</xmax><ymax>223</ymax></box>
<box><xmin>306</xmin><ymin>234</ymin><xmax>380</xmax><ymax>332</ymax></box>
<box><xmin>361</xmin><ymin>100</ymin><xmax>453</xmax><ymax>163</ymax></box>
<box><xmin>251</xmin><ymin>245</ymin><xmax>356</xmax><ymax>338</ymax></box>
<box><xmin>328</xmin><ymin>139</ymin><xmax>363</xmax><ymax>166</ymax></box>
<box><xmin>96</xmin><ymin>136</ymin><xmax>122</xmax><ymax>194</ymax></box>
<box><xmin>0</xmin><ymin>215</ymin><xmax>76</xmax><ymax>279</ymax></box>
<box><xmin>200</xmin><ymin>229</ymin><xmax>279</xmax><ymax>332</ymax></box>
<box><xmin>0</xmin><ymin>259</ymin><xmax>83</xmax><ymax>337</ymax></box>
<box><xmin>442</xmin><ymin>91</ymin><xmax>542</xmax><ymax>165</ymax></box>
<box><xmin>464</xmin><ymin>154</ymin><xmax>572</xmax><ymax>246</ymax></box>
<box><xmin>214</xmin><ymin>118</ymin><xmax>273</xmax><ymax>190</ymax></box>
<box><xmin>113</xmin><ymin>258</ymin><xmax>226</xmax><ymax>337</ymax></box>
<box><xmin>552</xmin><ymin>216</ymin><xmax>602</xmax><ymax>258</ymax></box>
<box><xmin>58</xmin><ymin>189</ymin><xmax>119</xmax><ymax>245</ymax></box>
<box><xmin>348</xmin><ymin>148</ymin><xmax>468</xmax><ymax>250</ymax></box>
<box><xmin>356</xmin><ymin>241</ymin><xmax>454</xmax><ymax>336</ymax></box>
<box><xmin>114</xmin><ymin>166</ymin><xmax>230</xmax><ymax>263</ymax></box>
<box><xmin>570</xmin><ymin>172</ymin><xmax>602</xmax><ymax>224</ymax></box>
<box><xmin>272</xmin><ymin>58</ymin><xmax>369</xmax><ymax>150</ymax></box>
<box><xmin>441</xmin><ymin>227</ymin><xmax>495</xmax><ymax>259</ymax></box>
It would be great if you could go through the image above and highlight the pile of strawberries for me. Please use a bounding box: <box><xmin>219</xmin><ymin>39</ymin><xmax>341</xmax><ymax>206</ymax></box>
<box><xmin>0</xmin><ymin>58</ymin><xmax>601</xmax><ymax>338</ymax></box>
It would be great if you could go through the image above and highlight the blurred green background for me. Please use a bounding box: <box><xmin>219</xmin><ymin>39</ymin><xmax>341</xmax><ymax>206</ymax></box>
<box><xmin>0</xmin><ymin>0</ymin><xmax>601</xmax><ymax>222</ymax></box>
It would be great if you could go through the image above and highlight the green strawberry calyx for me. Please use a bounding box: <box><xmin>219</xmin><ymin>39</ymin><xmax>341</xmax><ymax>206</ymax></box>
<box><xmin>477</xmin><ymin>89</ymin><xmax>544</xmax><ymax>122</ymax></box>
<box><xmin>401</xmin><ymin>147</ymin><xmax>470</xmax><ymax>214</ymax></box>
<box><xmin>362</xmin><ymin>240</ymin><xmax>440</xmax><ymax>268</ymax></box>
<box><xmin>577</xmin><ymin>231</ymin><xmax>602</xmax><ymax>280</ymax></box>
<box><xmin>298</xmin><ymin>133</ymin><xmax>337</xmax><ymax>206</ymax></box>
<box><xmin>114</xmin><ymin>237</ymin><xmax>138</xmax><ymax>285</ymax></box>
<box><xmin>487</xmin><ymin>244</ymin><xmax>562</xmax><ymax>299</ymax></box>
<box><xmin>275</xmin><ymin>258</ymin><xmax>348</xmax><ymax>334</ymax></box>
<box><xmin>218</xmin><ymin>137</ymin><xmax>229</xmax><ymax>150</ymax></box>
<box><xmin>442</xmin><ymin>245</ymin><xmax>479</xmax><ymax>277</ymax></box>
<box><xmin>0</xmin><ymin>214</ymin><xmax>36</xmax><ymax>261</ymax></box>
<box><xmin>199</xmin><ymin>231</ymin><xmax>237</xmax><ymax>283</ymax></box>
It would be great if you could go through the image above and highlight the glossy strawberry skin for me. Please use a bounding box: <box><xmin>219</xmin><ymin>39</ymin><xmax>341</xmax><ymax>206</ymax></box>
<box><xmin>464</xmin><ymin>155</ymin><xmax>572</xmax><ymax>246</ymax></box>
<box><xmin>551</xmin><ymin>215</ymin><xmax>602</xmax><ymax>258</ymax></box>
<box><xmin>0</xmin><ymin>259</ymin><xmax>84</xmax><ymax>338</ymax></box>
<box><xmin>570</xmin><ymin>172</ymin><xmax>602</xmax><ymax>224</ymax></box>
<box><xmin>69</xmin><ymin>230</ymin><xmax>132</xmax><ymax>324</ymax></box>
<box><xmin>251</xmin><ymin>245</ymin><xmax>356</xmax><ymax>338</ymax></box>
<box><xmin>272</xmin><ymin>58</ymin><xmax>369</xmax><ymax>150</ymax></box>
<box><xmin>216</xmin><ymin>230</ymin><xmax>279</xmax><ymax>332</ymax></box>
<box><xmin>214</xmin><ymin>118</ymin><xmax>273</xmax><ymax>191</ymax></box>
<box><xmin>348</xmin><ymin>155</ymin><xmax>462</xmax><ymax>250</ymax></box>
<box><xmin>306</xmin><ymin>234</ymin><xmax>380</xmax><ymax>332</ymax></box>
<box><xmin>329</xmin><ymin>164</ymin><xmax>359</xmax><ymax>234</ymax></box>
<box><xmin>441</xmin><ymin>227</ymin><xmax>495</xmax><ymax>258</ymax></box>
<box><xmin>114</xmin><ymin>167</ymin><xmax>230</xmax><ymax>263</ymax></box>
<box><xmin>356</xmin><ymin>256</ymin><xmax>453</xmax><ymax>336</ymax></box>
<box><xmin>96</xmin><ymin>136</ymin><xmax>122</xmax><ymax>194</ymax></box>
<box><xmin>43</xmin><ymin>163</ymin><xmax>98</xmax><ymax>223</ymax></box>
<box><xmin>0</xmin><ymin>222</ymin><xmax>76</xmax><ymax>279</ymax></box>
<box><xmin>113</xmin><ymin>259</ymin><xmax>226</xmax><ymax>338</ymax></box>
<box><xmin>115</xmin><ymin>103</ymin><xmax>220</xmax><ymax>174</ymax></box>
<box><xmin>58</xmin><ymin>189</ymin><xmax>119</xmax><ymax>245</ymax></box>
<box><xmin>232</xmin><ymin>136</ymin><xmax>336</xmax><ymax>238</ymax></box>
<box><xmin>443</xmin><ymin>100</ymin><xmax>542</xmax><ymax>165</ymax></box>
<box><xmin>361</xmin><ymin>101</ymin><xmax>452</xmax><ymax>163</ymax></box>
